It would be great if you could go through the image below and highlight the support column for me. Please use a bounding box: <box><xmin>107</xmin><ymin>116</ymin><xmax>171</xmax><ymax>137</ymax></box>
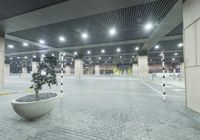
<box><xmin>22</xmin><ymin>67</ymin><xmax>28</xmax><ymax>74</ymax></box>
<box><xmin>65</xmin><ymin>65</ymin><xmax>71</xmax><ymax>76</ymax></box>
<box><xmin>183</xmin><ymin>0</ymin><xmax>200</xmax><ymax>112</ymax></box>
<box><xmin>132</xmin><ymin>64</ymin><xmax>138</xmax><ymax>77</ymax></box>
<box><xmin>4</xmin><ymin>63</ymin><xmax>10</xmax><ymax>76</ymax></box>
<box><xmin>0</xmin><ymin>37</ymin><xmax>4</xmax><ymax>89</ymax></box>
<box><xmin>95</xmin><ymin>65</ymin><xmax>100</xmax><ymax>76</ymax></box>
<box><xmin>32</xmin><ymin>62</ymin><xmax>39</xmax><ymax>73</ymax></box>
<box><xmin>138</xmin><ymin>56</ymin><xmax>149</xmax><ymax>78</ymax></box>
<box><xmin>180</xmin><ymin>62</ymin><xmax>184</xmax><ymax>81</ymax></box>
<box><xmin>75</xmin><ymin>59</ymin><xmax>83</xmax><ymax>78</ymax></box>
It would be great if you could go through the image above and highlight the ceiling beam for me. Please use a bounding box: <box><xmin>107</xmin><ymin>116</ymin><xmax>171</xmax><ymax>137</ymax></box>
<box><xmin>5</xmin><ymin>34</ymin><xmax>74</xmax><ymax>56</ymax></box>
<box><xmin>5</xmin><ymin>35</ymin><xmax>182</xmax><ymax>56</ymax></box>
<box><xmin>0</xmin><ymin>0</ymin><xmax>157</xmax><ymax>34</ymax></box>
<box><xmin>143</xmin><ymin>0</ymin><xmax>183</xmax><ymax>50</ymax></box>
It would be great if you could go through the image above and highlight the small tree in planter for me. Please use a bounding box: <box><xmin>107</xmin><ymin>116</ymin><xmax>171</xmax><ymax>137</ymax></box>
<box><xmin>30</xmin><ymin>54</ymin><xmax>59</xmax><ymax>98</ymax></box>
<box><xmin>12</xmin><ymin>54</ymin><xmax>60</xmax><ymax>120</ymax></box>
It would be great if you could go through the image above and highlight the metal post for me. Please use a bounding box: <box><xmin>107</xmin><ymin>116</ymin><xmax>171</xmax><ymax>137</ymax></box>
<box><xmin>160</xmin><ymin>50</ymin><xmax>166</xmax><ymax>101</ymax></box>
<box><xmin>59</xmin><ymin>52</ymin><xmax>64</xmax><ymax>97</ymax></box>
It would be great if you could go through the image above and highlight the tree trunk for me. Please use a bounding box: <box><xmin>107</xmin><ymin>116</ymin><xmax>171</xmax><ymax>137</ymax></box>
<box><xmin>35</xmin><ymin>90</ymin><xmax>39</xmax><ymax>98</ymax></box>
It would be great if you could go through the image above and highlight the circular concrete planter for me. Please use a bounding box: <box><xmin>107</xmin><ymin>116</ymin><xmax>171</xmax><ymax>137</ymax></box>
<box><xmin>11</xmin><ymin>93</ymin><xmax>59</xmax><ymax>120</ymax></box>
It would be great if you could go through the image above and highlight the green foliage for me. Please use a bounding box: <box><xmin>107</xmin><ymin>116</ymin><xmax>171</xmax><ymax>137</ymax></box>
<box><xmin>30</xmin><ymin>54</ymin><xmax>59</xmax><ymax>97</ymax></box>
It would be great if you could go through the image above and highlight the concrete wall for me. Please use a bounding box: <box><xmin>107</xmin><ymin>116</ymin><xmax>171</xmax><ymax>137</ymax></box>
<box><xmin>183</xmin><ymin>0</ymin><xmax>200</xmax><ymax>113</ymax></box>
<box><xmin>0</xmin><ymin>37</ymin><xmax>4</xmax><ymax>89</ymax></box>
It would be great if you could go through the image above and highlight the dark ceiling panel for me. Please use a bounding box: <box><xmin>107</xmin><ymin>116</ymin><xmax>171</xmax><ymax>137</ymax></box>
<box><xmin>167</xmin><ymin>23</ymin><xmax>183</xmax><ymax>36</ymax></box>
<box><xmin>9</xmin><ymin>0</ymin><xmax>178</xmax><ymax>48</ymax></box>
<box><xmin>0</xmin><ymin>0</ymin><xmax>68</xmax><ymax>21</ymax></box>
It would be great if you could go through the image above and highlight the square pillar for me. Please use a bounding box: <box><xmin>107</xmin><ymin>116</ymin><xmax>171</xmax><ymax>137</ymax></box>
<box><xmin>183</xmin><ymin>0</ymin><xmax>200</xmax><ymax>113</ymax></box>
<box><xmin>65</xmin><ymin>65</ymin><xmax>71</xmax><ymax>76</ymax></box>
<box><xmin>95</xmin><ymin>65</ymin><xmax>100</xmax><ymax>76</ymax></box>
<box><xmin>4</xmin><ymin>63</ymin><xmax>10</xmax><ymax>76</ymax></box>
<box><xmin>22</xmin><ymin>67</ymin><xmax>28</xmax><ymax>74</ymax></box>
<box><xmin>138</xmin><ymin>56</ymin><xmax>149</xmax><ymax>79</ymax></box>
<box><xmin>32</xmin><ymin>62</ymin><xmax>39</xmax><ymax>73</ymax></box>
<box><xmin>75</xmin><ymin>59</ymin><xmax>83</xmax><ymax>78</ymax></box>
<box><xmin>0</xmin><ymin>37</ymin><xmax>4</xmax><ymax>89</ymax></box>
<box><xmin>132</xmin><ymin>64</ymin><xmax>138</xmax><ymax>77</ymax></box>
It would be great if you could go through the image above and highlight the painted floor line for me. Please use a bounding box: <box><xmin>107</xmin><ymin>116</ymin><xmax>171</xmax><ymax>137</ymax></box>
<box><xmin>140</xmin><ymin>80</ymin><xmax>162</xmax><ymax>95</ymax></box>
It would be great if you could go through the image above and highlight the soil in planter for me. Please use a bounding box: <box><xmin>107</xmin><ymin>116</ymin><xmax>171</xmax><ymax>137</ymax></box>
<box><xmin>16</xmin><ymin>93</ymin><xmax>57</xmax><ymax>102</ymax></box>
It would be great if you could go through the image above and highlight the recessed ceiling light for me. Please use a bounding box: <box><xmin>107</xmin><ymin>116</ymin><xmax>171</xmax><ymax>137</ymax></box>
<box><xmin>81</xmin><ymin>32</ymin><xmax>88</xmax><ymax>39</ymax></box>
<box><xmin>135</xmin><ymin>47</ymin><xmax>139</xmax><ymax>51</ymax></box>
<box><xmin>132</xmin><ymin>56</ymin><xmax>134</xmax><ymax>58</ymax></box>
<box><xmin>172</xmin><ymin>58</ymin><xmax>175</xmax><ymax>61</ymax></box>
<box><xmin>51</xmin><ymin>54</ymin><xmax>55</xmax><ymax>56</ymax></box>
<box><xmin>101</xmin><ymin>49</ymin><xmax>105</xmax><ymax>54</ymax></box>
<box><xmin>41</xmin><ymin>54</ymin><xmax>45</xmax><ymax>57</ymax></box>
<box><xmin>23</xmin><ymin>42</ymin><xmax>29</xmax><ymax>47</ymax></box>
<box><xmin>155</xmin><ymin>45</ymin><xmax>160</xmax><ymax>49</ymax></box>
<box><xmin>58</xmin><ymin>36</ymin><xmax>66</xmax><ymax>42</ymax></box>
<box><xmin>74</xmin><ymin>52</ymin><xmax>78</xmax><ymax>55</ymax></box>
<box><xmin>88</xmin><ymin>58</ymin><xmax>91</xmax><ymax>61</ymax></box>
<box><xmin>174</xmin><ymin>53</ymin><xmax>178</xmax><ymax>56</ymax></box>
<box><xmin>24</xmin><ymin>56</ymin><xmax>28</xmax><ymax>59</ymax></box>
<box><xmin>178</xmin><ymin>43</ymin><xmax>183</xmax><ymax>47</ymax></box>
<box><xmin>87</xmin><ymin>50</ymin><xmax>91</xmax><ymax>55</ymax></box>
<box><xmin>63</xmin><ymin>53</ymin><xmax>66</xmax><ymax>56</ymax></box>
<box><xmin>17</xmin><ymin>57</ymin><xmax>20</xmax><ymax>59</ymax></box>
<box><xmin>116</xmin><ymin>48</ymin><xmax>121</xmax><ymax>53</ymax></box>
<box><xmin>109</xmin><ymin>28</ymin><xmax>116</xmax><ymax>36</ymax></box>
<box><xmin>33</xmin><ymin>55</ymin><xmax>36</xmax><ymax>58</ymax></box>
<box><xmin>109</xmin><ymin>57</ymin><xmax>111</xmax><ymax>59</ymax></box>
<box><xmin>9</xmin><ymin>57</ymin><xmax>13</xmax><ymax>60</ymax></box>
<box><xmin>8</xmin><ymin>45</ymin><xmax>14</xmax><ymax>49</ymax></box>
<box><xmin>98</xmin><ymin>57</ymin><xmax>101</xmax><ymax>60</ymax></box>
<box><xmin>145</xmin><ymin>22</ymin><xmax>153</xmax><ymax>30</ymax></box>
<box><xmin>120</xmin><ymin>56</ymin><xmax>122</xmax><ymax>59</ymax></box>
<box><xmin>39</xmin><ymin>39</ymin><xmax>45</xmax><ymax>44</ymax></box>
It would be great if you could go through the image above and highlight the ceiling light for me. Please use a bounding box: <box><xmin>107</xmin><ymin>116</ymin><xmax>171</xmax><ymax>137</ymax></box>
<box><xmin>24</xmin><ymin>56</ymin><xmax>28</xmax><ymax>59</ymax></box>
<box><xmin>63</xmin><ymin>53</ymin><xmax>66</xmax><ymax>56</ymax></box>
<box><xmin>172</xmin><ymin>58</ymin><xmax>175</xmax><ymax>61</ymax></box>
<box><xmin>51</xmin><ymin>54</ymin><xmax>55</xmax><ymax>56</ymax></box>
<box><xmin>74</xmin><ymin>52</ymin><xmax>78</xmax><ymax>55</ymax></box>
<box><xmin>116</xmin><ymin>48</ymin><xmax>121</xmax><ymax>53</ymax></box>
<box><xmin>33</xmin><ymin>55</ymin><xmax>37</xmax><ymax>58</ymax></box>
<box><xmin>145</xmin><ymin>22</ymin><xmax>153</xmax><ymax>30</ymax></box>
<box><xmin>98</xmin><ymin>57</ymin><xmax>101</xmax><ymax>60</ymax></box>
<box><xmin>9</xmin><ymin>57</ymin><xmax>13</xmax><ymax>60</ymax></box>
<box><xmin>109</xmin><ymin>57</ymin><xmax>111</xmax><ymax>59</ymax></box>
<box><xmin>8</xmin><ymin>45</ymin><xmax>14</xmax><ymax>49</ymax></box>
<box><xmin>120</xmin><ymin>56</ymin><xmax>122</xmax><ymax>59</ymax></box>
<box><xmin>109</xmin><ymin>28</ymin><xmax>116</xmax><ymax>36</ymax></box>
<box><xmin>17</xmin><ymin>57</ymin><xmax>20</xmax><ymax>59</ymax></box>
<box><xmin>41</xmin><ymin>54</ymin><xmax>45</xmax><ymax>57</ymax></box>
<box><xmin>135</xmin><ymin>47</ymin><xmax>139</xmax><ymax>51</ymax></box>
<box><xmin>58</xmin><ymin>36</ymin><xmax>66</xmax><ymax>42</ymax></box>
<box><xmin>39</xmin><ymin>39</ymin><xmax>45</xmax><ymax>44</ymax></box>
<box><xmin>23</xmin><ymin>42</ymin><xmax>29</xmax><ymax>47</ymax></box>
<box><xmin>178</xmin><ymin>43</ymin><xmax>183</xmax><ymax>47</ymax></box>
<box><xmin>81</xmin><ymin>32</ymin><xmax>88</xmax><ymax>39</ymax></box>
<box><xmin>88</xmin><ymin>58</ymin><xmax>91</xmax><ymax>61</ymax></box>
<box><xmin>101</xmin><ymin>49</ymin><xmax>105</xmax><ymax>54</ymax></box>
<box><xmin>155</xmin><ymin>45</ymin><xmax>160</xmax><ymax>49</ymax></box>
<box><xmin>132</xmin><ymin>56</ymin><xmax>134</xmax><ymax>58</ymax></box>
<box><xmin>174</xmin><ymin>53</ymin><xmax>178</xmax><ymax>56</ymax></box>
<box><xmin>87</xmin><ymin>50</ymin><xmax>91</xmax><ymax>55</ymax></box>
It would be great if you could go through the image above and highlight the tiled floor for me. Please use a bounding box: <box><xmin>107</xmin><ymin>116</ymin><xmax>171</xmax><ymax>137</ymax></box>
<box><xmin>0</xmin><ymin>76</ymin><xmax>200</xmax><ymax>140</ymax></box>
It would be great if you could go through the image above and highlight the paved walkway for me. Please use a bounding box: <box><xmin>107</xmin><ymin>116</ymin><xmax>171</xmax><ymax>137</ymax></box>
<box><xmin>0</xmin><ymin>76</ymin><xmax>200</xmax><ymax>140</ymax></box>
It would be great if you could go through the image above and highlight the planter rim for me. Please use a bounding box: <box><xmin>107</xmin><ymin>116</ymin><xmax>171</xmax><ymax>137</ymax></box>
<box><xmin>12</xmin><ymin>93</ymin><xmax>59</xmax><ymax>104</ymax></box>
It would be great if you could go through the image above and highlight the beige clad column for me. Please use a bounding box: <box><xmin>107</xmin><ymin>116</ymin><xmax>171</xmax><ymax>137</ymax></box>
<box><xmin>95</xmin><ymin>65</ymin><xmax>100</xmax><ymax>76</ymax></box>
<box><xmin>183</xmin><ymin>0</ymin><xmax>200</xmax><ymax>113</ymax></box>
<box><xmin>132</xmin><ymin>64</ymin><xmax>138</xmax><ymax>77</ymax></box>
<box><xmin>75</xmin><ymin>59</ymin><xmax>83</xmax><ymax>78</ymax></box>
<box><xmin>22</xmin><ymin>67</ymin><xmax>28</xmax><ymax>74</ymax></box>
<box><xmin>65</xmin><ymin>65</ymin><xmax>71</xmax><ymax>76</ymax></box>
<box><xmin>0</xmin><ymin>37</ymin><xmax>4</xmax><ymax>89</ymax></box>
<box><xmin>4</xmin><ymin>63</ymin><xmax>10</xmax><ymax>76</ymax></box>
<box><xmin>138</xmin><ymin>56</ymin><xmax>149</xmax><ymax>78</ymax></box>
<box><xmin>32</xmin><ymin>62</ymin><xmax>39</xmax><ymax>73</ymax></box>
<box><xmin>180</xmin><ymin>62</ymin><xmax>184</xmax><ymax>81</ymax></box>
